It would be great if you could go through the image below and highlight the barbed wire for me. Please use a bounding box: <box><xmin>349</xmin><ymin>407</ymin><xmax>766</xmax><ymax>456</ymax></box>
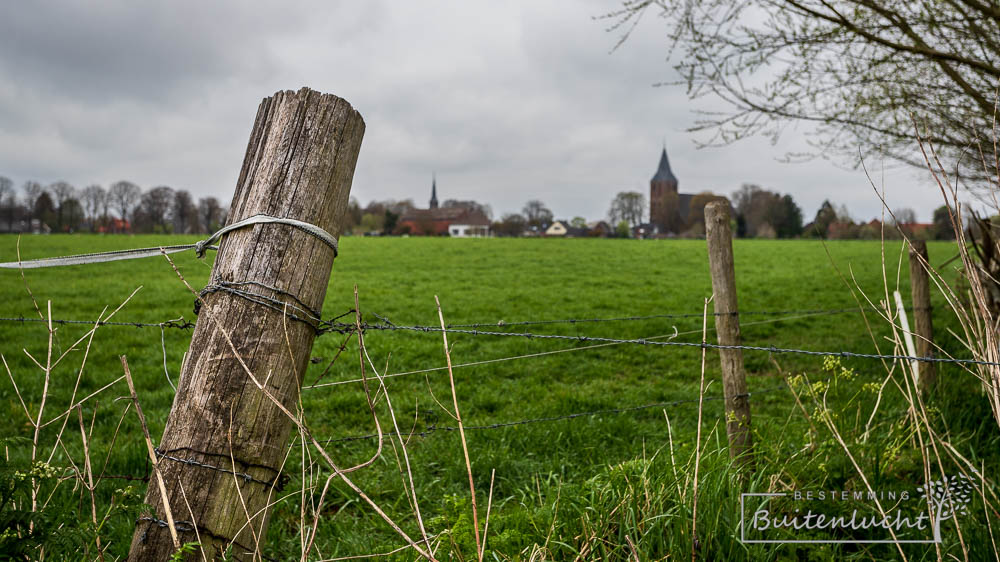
<box><xmin>196</xmin><ymin>280</ymin><xmax>327</xmax><ymax>332</ymax></box>
<box><xmin>305</xmin><ymin>309</ymin><xmax>843</xmax><ymax>390</ymax></box>
<box><xmin>0</xmin><ymin>316</ymin><xmax>195</xmax><ymax>329</ymax></box>
<box><xmin>153</xmin><ymin>447</ymin><xmax>287</xmax><ymax>490</ymax></box>
<box><xmin>137</xmin><ymin>516</ymin><xmax>275</xmax><ymax>561</ymax></box>
<box><xmin>322</xmin><ymin>321</ymin><xmax>1000</xmax><ymax>367</ymax></box>
<box><xmin>0</xmin><ymin>304</ymin><xmax>922</xmax><ymax>333</ymax></box>
<box><xmin>437</xmin><ymin>306</ymin><xmax>896</xmax><ymax>329</ymax></box>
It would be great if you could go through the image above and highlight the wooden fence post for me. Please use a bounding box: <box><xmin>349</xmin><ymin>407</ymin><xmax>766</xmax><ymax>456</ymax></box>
<box><xmin>704</xmin><ymin>201</ymin><xmax>753</xmax><ymax>468</ymax></box>
<box><xmin>909</xmin><ymin>240</ymin><xmax>937</xmax><ymax>393</ymax></box>
<box><xmin>128</xmin><ymin>88</ymin><xmax>365</xmax><ymax>561</ymax></box>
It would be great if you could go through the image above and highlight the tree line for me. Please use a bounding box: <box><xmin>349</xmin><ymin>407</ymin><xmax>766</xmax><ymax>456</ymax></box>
<box><xmin>733</xmin><ymin>184</ymin><xmax>955</xmax><ymax>240</ymax></box>
<box><xmin>0</xmin><ymin>175</ymin><xmax>956</xmax><ymax>241</ymax></box>
<box><xmin>0</xmin><ymin>176</ymin><xmax>227</xmax><ymax>234</ymax></box>
<box><xmin>601</xmin><ymin>185</ymin><xmax>955</xmax><ymax>240</ymax></box>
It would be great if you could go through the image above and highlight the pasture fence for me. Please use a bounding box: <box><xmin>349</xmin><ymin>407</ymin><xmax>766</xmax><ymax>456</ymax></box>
<box><xmin>0</xmin><ymin>240</ymin><xmax>964</xmax><ymax>558</ymax></box>
<box><xmin>0</xmin><ymin>304</ymin><xmax>970</xmax><ymax>368</ymax></box>
<box><xmin>0</xmin><ymin>89</ymin><xmax>956</xmax><ymax>560</ymax></box>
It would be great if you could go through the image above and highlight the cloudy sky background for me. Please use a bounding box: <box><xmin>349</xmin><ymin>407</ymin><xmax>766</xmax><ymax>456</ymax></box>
<box><xmin>0</xmin><ymin>1</ymin><xmax>949</xmax><ymax>222</ymax></box>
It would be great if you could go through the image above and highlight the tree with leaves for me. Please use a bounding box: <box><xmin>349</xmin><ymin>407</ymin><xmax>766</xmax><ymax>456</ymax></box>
<box><xmin>932</xmin><ymin>205</ymin><xmax>956</xmax><ymax>240</ymax></box>
<box><xmin>772</xmin><ymin>195</ymin><xmax>804</xmax><ymax>238</ymax></box>
<box><xmin>608</xmin><ymin>0</ymin><xmax>1000</xmax><ymax>184</ymax></box>
<box><xmin>808</xmin><ymin>200</ymin><xmax>840</xmax><ymax>238</ymax></box>
<box><xmin>33</xmin><ymin>192</ymin><xmax>56</xmax><ymax>230</ymax></box>
<box><xmin>686</xmin><ymin>192</ymin><xmax>728</xmax><ymax>235</ymax></box>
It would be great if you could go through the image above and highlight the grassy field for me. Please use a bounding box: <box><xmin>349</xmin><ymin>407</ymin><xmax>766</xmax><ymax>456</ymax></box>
<box><xmin>0</xmin><ymin>234</ymin><xmax>995</xmax><ymax>560</ymax></box>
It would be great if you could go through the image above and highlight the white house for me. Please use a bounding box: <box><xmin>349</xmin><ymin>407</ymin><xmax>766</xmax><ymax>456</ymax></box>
<box><xmin>544</xmin><ymin>221</ymin><xmax>569</xmax><ymax>237</ymax></box>
<box><xmin>448</xmin><ymin>224</ymin><xmax>490</xmax><ymax>238</ymax></box>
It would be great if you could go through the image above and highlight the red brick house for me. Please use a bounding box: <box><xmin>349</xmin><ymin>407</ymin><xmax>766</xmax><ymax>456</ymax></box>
<box><xmin>395</xmin><ymin>176</ymin><xmax>491</xmax><ymax>236</ymax></box>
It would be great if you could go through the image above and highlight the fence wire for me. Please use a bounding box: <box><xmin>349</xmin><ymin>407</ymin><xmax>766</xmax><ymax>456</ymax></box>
<box><xmin>0</xmin><ymin>304</ymin><xmax>915</xmax><ymax>332</ymax></box>
<box><xmin>0</xmin><ymin>316</ymin><xmax>195</xmax><ymax>329</ymax></box>
<box><xmin>320</xmin><ymin>321</ymin><xmax>1000</xmax><ymax>367</ymax></box>
<box><xmin>306</xmin><ymin>309</ymin><xmax>843</xmax><ymax>390</ymax></box>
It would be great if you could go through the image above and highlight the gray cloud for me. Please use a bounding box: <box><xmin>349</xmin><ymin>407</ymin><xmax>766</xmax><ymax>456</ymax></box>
<box><xmin>0</xmin><ymin>0</ymin><xmax>948</xmax><ymax>222</ymax></box>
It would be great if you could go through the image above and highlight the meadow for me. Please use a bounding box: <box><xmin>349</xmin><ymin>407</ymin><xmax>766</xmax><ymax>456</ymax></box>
<box><xmin>0</xmin><ymin>234</ymin><xmax>994</xmax><ymax>560</ymax></box>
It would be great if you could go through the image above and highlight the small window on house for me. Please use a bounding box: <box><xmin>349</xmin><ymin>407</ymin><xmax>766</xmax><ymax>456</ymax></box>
<box><xmin>452</xmin><ymin>228</ymin><xmax>459</xmax><ymax>235</ymax></box>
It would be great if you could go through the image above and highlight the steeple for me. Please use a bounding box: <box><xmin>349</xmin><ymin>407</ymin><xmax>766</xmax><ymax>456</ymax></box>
<box><xmin>429</xmin><ymin>173</ymin><xmax>439</xmax><ymax>209</ymax></box>
<box><xmin>651</xmin><ymin>147</ymin><xmax>677</xmax><ymax>185</ymax></box>
<box><xmin>649</xmin><ymin>143</ymin><xmax>680</xmax><ymax>231</ymax></box>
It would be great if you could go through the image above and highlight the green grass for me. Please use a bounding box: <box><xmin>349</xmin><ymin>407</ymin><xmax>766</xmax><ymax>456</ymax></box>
<box><xmin>0</xmin><ymin>234</ymin><xmax>994</xmax><ymax>560</ymax></box>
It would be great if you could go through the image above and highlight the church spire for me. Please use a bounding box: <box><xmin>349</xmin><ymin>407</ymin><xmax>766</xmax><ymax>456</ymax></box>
<box><xmin>429</xmin><ymin>173</ymin><xmax>439</xmax><ymax>209</ymax></box>
<box><xmin>651</xmin><ymin>147</ymin><xmax>677</xmax><ymax>184</ymax></box>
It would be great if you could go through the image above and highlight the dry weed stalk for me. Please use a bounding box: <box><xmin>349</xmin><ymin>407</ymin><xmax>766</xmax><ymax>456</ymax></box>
<box><xmin>122</xmin><ymin>355</ymin><xmax>181</xmax><ymax>550</ymax></box>
<box><xmin>434</xmin><ymin>294</ymin><xmax>483</xmax><ymax>557</ymax></box>
<box><xmin>689</xmin><ymin>296</ymin><xmax>710</xmax><ymax>562</ymax></box>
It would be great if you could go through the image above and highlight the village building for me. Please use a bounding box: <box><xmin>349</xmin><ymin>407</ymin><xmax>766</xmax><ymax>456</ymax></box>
<box><xmin>396</xmin><ymin>175</ymin><xmax>491</xmax><ymax>237</ymax></box>
<box><xmin>544</xmin><ymin>220</ymin><xmax>587</xmax><ymax>237</ymax></box>
<box><xmin>544</xmin><ymin>221</ymin><xmax>568</xmax><ymax>237</ymax></box>
<box><xmin>647</xmin><ymin>145</ymin><xmax>730</xmax><ymax>237</ymax></box>
<box><xmin>587</xmin><ymin>220</ymin><xmax>612</xmax><ymax>237</ymax></box>
<box><xmin>648</xmin><ymin>146</ymin><xmax>695</xmax><ymax>234</ymax></box>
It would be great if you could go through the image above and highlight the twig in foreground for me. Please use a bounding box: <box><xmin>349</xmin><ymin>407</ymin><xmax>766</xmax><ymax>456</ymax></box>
<box><xmin>435</xmin><ymin>295</ymin><xmax>481</xmax><ymax>558</ymax></box>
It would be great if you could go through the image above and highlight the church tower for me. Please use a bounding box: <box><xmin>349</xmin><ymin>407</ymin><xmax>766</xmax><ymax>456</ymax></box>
<box><xmin>649</xmin><ymin>146</ymin><xmax>678</xmax><ymax>228</ymax></box>
<box><xmin>429</xmin><ymin>173</ymin><xmax>439</xmax><ymax>209</ymax></box>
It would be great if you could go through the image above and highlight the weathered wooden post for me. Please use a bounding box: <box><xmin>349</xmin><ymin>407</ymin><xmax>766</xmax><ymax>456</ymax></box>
<box><xmin>909</xmin><ymin>240</ymin><xmax>937</xmax><ymax>393</ymax></box>
<box><xmin>704</xmin><ymin>201</ymin><xmax>753</xmax><ymax>469</ymax></box>
<box><xmin>128</xmin><ymin>88</ymin><xmax>364</xmax><ymax>560</ymax></box>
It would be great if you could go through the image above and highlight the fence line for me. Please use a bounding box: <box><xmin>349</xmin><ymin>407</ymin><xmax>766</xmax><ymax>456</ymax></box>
<box><xmin>0</xmin><ymin>316</ymin><xmax>195</xmax><ymax>329</ymax></box>
<box><xmin>306</xmin><ymin>309</ymin><xmax>843</xmax><ymax>390</ymax></box>
<box><xmin>437</xmin><ymin>307</ymin><xmax>870</xmax><ymax>328</ymax></box>
<box><xmin>325</xmin><ymin>321</ymin><xmax>1000</xmax><ymax>367</ymax></box>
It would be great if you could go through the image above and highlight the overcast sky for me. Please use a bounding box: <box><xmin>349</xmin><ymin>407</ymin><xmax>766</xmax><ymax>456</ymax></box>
<box><xmin>0</xmin><ymin>1</ymin><xmax>953</xmax><ymax>222</ymax></box>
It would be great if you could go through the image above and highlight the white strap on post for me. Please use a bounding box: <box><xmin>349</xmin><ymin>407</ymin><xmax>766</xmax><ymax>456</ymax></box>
<box><xmin>0</xmin><ymin>214</ymin><xmax>337</xmax><ymax>269</ymax></box>
<box><xmin>893</xmin><ymin>290</ymin><xmax>920</xmax><ymax>388</ymax></box>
